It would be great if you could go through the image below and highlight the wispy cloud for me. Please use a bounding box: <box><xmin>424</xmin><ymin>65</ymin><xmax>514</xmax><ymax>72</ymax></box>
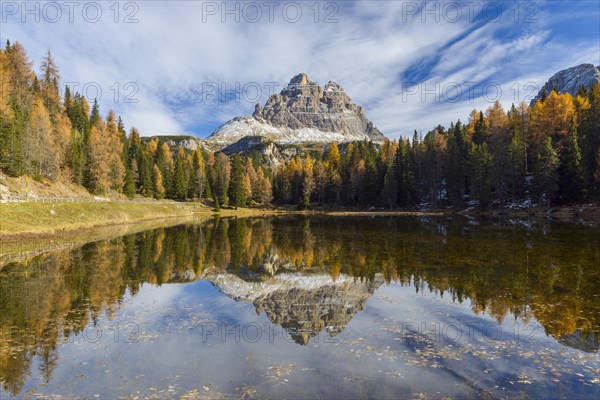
<box><xmin>2</xmin><ymin>0</ymin><xmax>598</xmax><ymax>138</ymax></box>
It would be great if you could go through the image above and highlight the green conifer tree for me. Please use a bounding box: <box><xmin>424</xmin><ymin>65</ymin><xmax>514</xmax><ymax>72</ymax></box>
<box><xmin>229</xmin><ymin>154</ymin><xmax>246</xmax><ymax>209</ymax></box>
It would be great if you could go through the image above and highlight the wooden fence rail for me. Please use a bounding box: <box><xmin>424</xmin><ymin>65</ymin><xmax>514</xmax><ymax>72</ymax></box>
<box><xmin>0</xmin><ymin>195</ymin><xmax>176</xmax><ymax>204</ymax></box>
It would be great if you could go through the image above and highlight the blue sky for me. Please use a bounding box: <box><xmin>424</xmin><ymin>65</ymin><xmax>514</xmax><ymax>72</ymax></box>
<box><xmin>1</xmin><ymin>0</ymin><xmax>599</xmax><ymax>138</ymax></box>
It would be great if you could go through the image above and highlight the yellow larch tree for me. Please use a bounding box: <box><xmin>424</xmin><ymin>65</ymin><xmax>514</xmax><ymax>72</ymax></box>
<box><xmin>24</xmin><ymin>98</ymin><xmax>59</xmax><ymax>179</ymax></box>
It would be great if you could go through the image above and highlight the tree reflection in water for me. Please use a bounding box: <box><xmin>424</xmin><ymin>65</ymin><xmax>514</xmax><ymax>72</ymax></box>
<box><xmin>1</xmin><ymin>216</ymin><xmax>599</xmax><ymax>395</ymax></box>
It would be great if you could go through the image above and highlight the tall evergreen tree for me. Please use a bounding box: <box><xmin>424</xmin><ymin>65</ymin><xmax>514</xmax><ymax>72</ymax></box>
<box><xmin>140</xmin><ymin>151</ymin><xmax>154</xmax><ymax>197</ymax></box>
<box><xmin>123</xmin><ymin>166</ymin><xmax>136</xmax><ymax>199</ymax></box>
<box><xmin>533</xmin><ymin>137</ymin><xmax>560</xmax><ymax>209</ymax></box>
<box><xmin>152</xmin><ymin>163</ymin><xmax>165</xmax><ymax>199</ymax></box>
<box><xmin>190</xmin><ymin>149</ymin><xmax>205</xmax><ymax>199</ymax></box>
<box><xmin>579</xmin><ymin>83</ymin><xmax>600</xmax><ymax>196</ymax></box>
<box><xmin>469</xmin><ymin>143</ymin><xmax>493</xmax><ymax>209</ymax></box>
<box><xmin>89</xmin><ymin>99</ymin><xmax>100</xmax><ymax>127</ymax></box>
<box><xmin>229</xmin><ymin>153</ymin><xmax>246</xmax><ymax>209</ymax></box>
<box><xmin>393</xmin><ymin>140</ymin><xmax>416</xmax><ymax>207</ymax></box>
<box><xmin>40</xmin><ymin>50</ymin><xmax>60</xmax><ymax>119</ymax></box>
<box><xmin>383</xmin><ymin>165</ymin><xmax>397</xmax><ymax>209</ymax></box>
<box><xmin>0</xmin><ymin>111</ymin><xmax>24</xmax><ymax>176</ymax></box>
<box><xmin>446</xmin><ymin>121</ymin><xmax>467</xmax><ymax>207</ymax></box>
<box><xmin>174</xmin><ymin>147</ymin><xmax>188</xmax><ymax>200</ymax></box>
<box><xmin>67</xmin><ymin>129</ymin><xmax>84</xmax><ymax>184</ymax></box>
<box><xmin>558</xmin><ymin>123</ymin><xmax>584</xmax><ymax>202</ymax></box>
<box><xmin>507</xmin><ymin>128</ymin><xmax>526</xmax><ymax>200</ymax></box>
<box><xmin>473</xmin><ymin>111</ymin><xmax>487</xmax><ymax>145</ymax></box>
<box><xmin>213</xmin><ymin>153</ymin><xmax>231</xmax><ymax>206</ymax></box>
<box><xmin>125</xmin><ymin>128</ymin><xmax>143</xmax><ymax>192</ymax></box>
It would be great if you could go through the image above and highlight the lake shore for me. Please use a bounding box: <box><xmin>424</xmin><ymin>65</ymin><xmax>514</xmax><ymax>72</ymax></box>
<box><xmin>0</xmin><ymin>201</ymin><xmax>295</xmax><ymax>264</ymax></box>
<box><xmin>1</xmin><ymin>200</ymin><xmax>598</xmax><ymax>264</ymax></box>
<box><xmin>0</xmin><ymin>200</ymin><xmax>448</xmax><ymax>240</ymax></box>
<box><xmin>0</xmin><ymin>201</ymin><xmax>298</xmax><ymax>237</ymax></box>
<box><xmin>2</xmin><ymin>200</ymin><xmax>599</xmax><ymax>238</ymax></box>
<box><xmin>0</xmin><ymin>201</ymin><xmax>446</xmax><ymax>263</ymax></box>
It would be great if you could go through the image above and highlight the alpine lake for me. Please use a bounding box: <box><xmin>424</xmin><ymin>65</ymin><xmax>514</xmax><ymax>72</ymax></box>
<box><xmin>1</xmin><ymin>215</ymin><xmax>599</xmax><ymax>399</ymax></box>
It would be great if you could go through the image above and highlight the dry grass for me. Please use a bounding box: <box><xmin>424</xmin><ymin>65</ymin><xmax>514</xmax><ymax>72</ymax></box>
<box><xmin>0</xmin><ymin>174</ymin><xmax>96</xmax><ymax>199</ymax></box>
<box><xmin>0</xmin><ymin>202</ymin><xmax>299</xmax><ymax>267</ymax></box>
<box><xmin>0</xmin><ymin>214</ymin><xmax>201</xmax><ymax>266</ymax></box>
<box><xmin>0</xmin><ymin>201</ymin><xmax>201</xmax><ymax>236</ymax></box>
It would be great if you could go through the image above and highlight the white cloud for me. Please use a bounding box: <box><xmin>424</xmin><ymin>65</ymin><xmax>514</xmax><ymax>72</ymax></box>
<box><xmin>2</xmin><ymin>0</ymin><xmax>598</xmax><ymax>138</ymax></box>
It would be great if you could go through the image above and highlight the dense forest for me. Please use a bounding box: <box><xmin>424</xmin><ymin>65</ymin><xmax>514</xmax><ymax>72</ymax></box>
<box><xmin>1</xmin><ymin>41</ymin><xmax>599</xmax><ymax>210</ymax></box>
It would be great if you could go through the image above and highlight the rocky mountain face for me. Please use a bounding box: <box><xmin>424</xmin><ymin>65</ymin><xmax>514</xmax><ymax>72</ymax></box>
<box><xmin>143</xmin><ymin>135</ymin><xmax>203</xmax><ymax>151</ymax></box>
<box><xmin>206</xmin><ymin>73</ymin><xmax>385</xmax><ymax>149</ymax></box>
<box><xmin>531</xmin><ymin>63</ymin><xmax>600</xmax><ymax>105</ymax></box>
<box><xmin>220</xmin><ymin>136</ymin><xmax>287</xmax><ymax>167</ymax></box>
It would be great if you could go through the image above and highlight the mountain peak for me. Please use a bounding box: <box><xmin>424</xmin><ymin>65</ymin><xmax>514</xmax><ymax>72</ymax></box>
<box><xmin>207</xmin><ymin>73</ymin><xmax>384</xmax><ymax>149</ymax></box>
<box><xmin>288</xmin><ymin>72</ymin><xmax>312</xmax><ymax>86</ymax></box>
<box><xmin>531</xmin><ymin>63</ymin><xmax>600</xmax><ymax>105</ymax></box>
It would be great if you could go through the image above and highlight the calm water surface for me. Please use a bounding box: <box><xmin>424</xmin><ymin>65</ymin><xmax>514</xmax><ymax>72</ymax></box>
<box><xmin>1</xmin><ymin>216</ymin><xmax>599</xmax><ymax>399</ymax></box>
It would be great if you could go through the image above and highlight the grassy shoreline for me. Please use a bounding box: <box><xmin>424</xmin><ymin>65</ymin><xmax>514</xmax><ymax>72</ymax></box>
<box><xmin>0</xmin><ymin>201</ymin><xmax>198</xmax><ymax>236</ymax></box>
<box><xmin>0</xmin><ymin>201</ymin><xmax>295</xmax><ymax>264</ymax></box>
<box><xmin>2</xmin><ymin>200</ymin><xmax>598</xmax><ymax>239</ymax></box>
<box><xmin>0</xmin><ymin>201</ymin><xmax>448</xmax><ymax>239</ymax></box>
<box><xmin>1</xmin><ymin>200</ymin><xmax>598</xmax><ymax>265</ymax></box>
<box><xmin>0</xmin><ymin>201</ymin><xmax>446</xmax><ymax>262</ymax></box>
<box><xmin>0</xmin><ymin>201</ymin><xmax>302</xmax><ymax>238</ymax></box>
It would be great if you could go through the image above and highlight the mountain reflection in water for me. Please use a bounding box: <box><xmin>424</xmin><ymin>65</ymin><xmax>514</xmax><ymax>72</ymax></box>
<box><xmin>0</xmin><ymin>216</ymin><xmax>599</xmax><ymax>398</ymax></box>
